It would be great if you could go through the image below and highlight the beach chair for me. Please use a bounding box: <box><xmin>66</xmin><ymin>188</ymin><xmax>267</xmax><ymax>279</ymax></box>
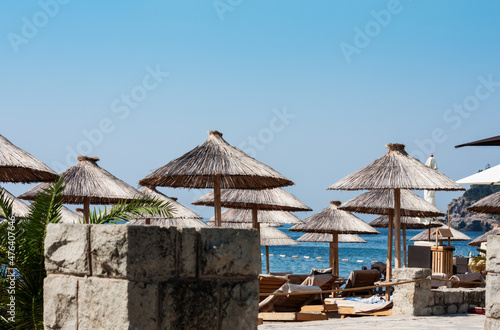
<box><xmin>340</xmin><ymin>269</ymin><xmax>381</xmax><ymax>297</ymax></box>
<box><xmin>259</xmin><ymin>274</ymin><xmax>288</xmax><ymax>302</ymax></box>
<box><xmin>259</xmin><ymin>283</ymin><xmax>322</xmax><ymax>312</ymax></box>
<box><xmin>450</xmin><ymin>273</ymin><xmax>485</xmax><ymax>288</ymax></box>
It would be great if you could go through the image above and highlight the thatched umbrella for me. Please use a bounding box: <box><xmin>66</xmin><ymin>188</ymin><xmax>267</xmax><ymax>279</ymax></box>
<box><xmin>125</xmin><ymin>186</ymin><xmax>205</xmax><ymax>227</ymax></box>
<box><xmin>139</xmin><ymin>131</ymin><xmax>294</xmax><ymax>227</ymax></box>
<box><xmin>193</xmin><ymin>187</ymin><xmax>311</xmax><ymax>229</ymax></box>
<box><xmin>19</xmin><ymin>156</ymin><xmax>143</xmax><ymax>223</ymax></box>
<box><xmin>206</xmin><ymin>221</ymin><xmax>296</xmax><ymax>273</ymax></box>
<box><xmin>468</xmin><ymin>225</ymin><xmax>500</xmax><ymax>247</ymax></box>
<box><xmin>207</xmin><ymin>208</ymin><xmax>301</xmax><ymax>224</ymax></box>
<box><xmin>58</xmin><ymin>206</ymin><xmax>84</xmax><ymax>224</ymax></box>
<box><xmin>0</xmin><ymin>188</ymin><xmax>31</xmax><ymax>218</ymax></box>
<box><xmin>467</xmin><ymin>191</ymin><xmax>500</xmax><ymax>215</ymax></box>
<box><xmin>369</xmin><ymin>215</ymin><xmax>443</xmax><ymax>230</ymax></box>
<box><xmin>289</xmin><ymin>201</ymin><xmax>379</xmax><ymax>276</ymax></box>
<box><xmin>0</xmin><ymin>134</ymin><xmax>58</xmax><ymax>183</ymax></box>
<box><xmin>340</xmin><ymin>188</ymin><xmax>445</xmax><ymax>269</ymax></box>
<box><xmin>328</xmin><ymin>143</ymin><xmax>464</xmax><ymax>272</ymax></box>
<box><xmin>410</xmin><ymin>225</ymin><xmax>471</xmax><ymax>242</ymax></box>
<box><xmin>297</xmin><ymin>232</ymin><xmax>367</xmax><ymax>244</ymax></box>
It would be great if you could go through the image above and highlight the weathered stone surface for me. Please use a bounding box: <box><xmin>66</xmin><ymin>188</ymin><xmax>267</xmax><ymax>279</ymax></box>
<box><xmin>486</xmin><ymin>273</ymin><xmax>500</xmax><ymax>318</ymax></box>
<box><xmin>464</xmin><ymin>288</ymin><xmax>486</xmax><ymax>307</ymax></box>
<box><xmin>179</xmin><ymin>227</ymin><xmax>199</xmax><ymax>278</ymax></box>
<box><xmin>78</xmin><ymin>277</ymin><xmax>158</xmax><ymax>329</ymax></box>
<box><xmin>199</xmin><ymin>228</ymin><xmax>259</xmax><ymax>277</ymax></box>
<box><xmin>44</xmin><ymin>275</ymin><xmax>78</xmax><ymax>329</ymax></box>
<box><xmin>91</xmin><ymin>225</ymin><xmax>178</xmax><ymax>280</ymax></box>
<box><xmin>458</xmin><ymin>303</ymin><xmax>469</xmax><ymax>313</ymax></box>
<box><xmin>45</xmin><ymin>223</ymin><xmax>90</xmax><ymax>276</ymax></box>
<box><xmin>447</xmin><ymin>304</ymin><xmax>458</xmax><ymax>314</ymax></box>
<box><xmin>160</xmin><ymin>279</ymin><xmax>219</xmax><ymax>329</ymax></box>
<box><xmin>432</xmin><ymin>305</ymin><xmax>445</xmax><ymax>315</ymax></box>
<box><xmin>220</xmin><ymin>280</ymin><xmax>258</xmax><ymax>330</ymax></box>
<box><xmin>485</xmin><ymin>317</ymin><xmax>500</xmax><ymax>330</ymax></box>
<box><xmin>433</xmin><ymin>290</ymin><xmax>444</xmax><ymax>305</ymax></box>
<box><xmin>486</xmin><ymin>235</ymin><xmax>500</xmax><ymax>273</ymax></box>
<box><xmin>442</xmin><ymin>288</ymin><xmax>463</xmax><ymax>305</ymax></box>
<box><xmin>393</xmin><ymin>267</ymin><xmax>431</xmax><ymax>281</ymax></box>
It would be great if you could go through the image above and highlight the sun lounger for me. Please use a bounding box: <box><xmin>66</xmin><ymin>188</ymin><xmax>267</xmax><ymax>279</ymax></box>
<box><xmin>325</xmin><ymin>297</ymin><xmax>392</xmax><ymax>318</ymax></box>
<box><xmin>450</xmin><ymin>273</ymin><xmax>485</xmax><ymax>288</ymax></box>
<box><xmin>340</xmin><ymin>269</ymin><xmax>381</xmax><ymax>297</ymax></box>
<box><xmin>431</xmin><ymin>273</ymin><xmax>451</xmax><ymax>288</ymax></box>
<box><xmin>259</xmin><ymin>283</ymin><xmax>322</xmax><ymax>312</ymax></box>
<box><xmin>259</xmin><ymin>274</ymin><xmax>288</xmax><ymax>302</ymax></box>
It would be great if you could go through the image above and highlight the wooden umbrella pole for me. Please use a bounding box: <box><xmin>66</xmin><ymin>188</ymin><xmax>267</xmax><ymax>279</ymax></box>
<box><xmin>332</xmin><ymin>232</ymin><xmax>339</xmax><ymax>277</ymax></box>
<box><xmin>329</xmin><ymin>241</ymin><xmax>334</xmax><ymax>269</ymax></box>
<box><xmin>145</xmin><ymin>218</ymin><xmax>151</xmax><ymax>225</ymax></box>
<box><xmin>403</xmin><ymin>223</ymin><xmax>407</xmax><ymax>268</ymax></box>
<box><xmin>386</xmin><ymin>209</ymin><xmax>394</xmax><ymax>301</ymax></box>
<box><xmin>266</xmin><ymin>246</ymin><xmax>270</xmax><ymax>274</ymax></box>
<box><xmin>428</xmin><ymin>223</ymin><xmax>431</xmax><ymax>242</ymax></box>
<box><xmin>214</xmin><ymin>174</ymin><xmax>222</xmax><ymax>227</ymax></box>
<box><xmin>394</xmin><ymin>188</ymin><xmax>401</xmax><ymax>269</ymax></box>
<box><xmin>252</xmin><ymin>206</ymin><xmax>259</xmax><ymax>231</ymax></box>
<box><xmin>83</xmin><ymin>196</ymin><xmax>90</xmax><ymax>224</ymax></box>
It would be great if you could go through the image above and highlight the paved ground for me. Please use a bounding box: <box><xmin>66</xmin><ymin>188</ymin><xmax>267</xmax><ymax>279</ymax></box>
<box><xmin>259</xmin><ymin>314</ymin><xmax>486</xmax><ymax>329</ymax></box>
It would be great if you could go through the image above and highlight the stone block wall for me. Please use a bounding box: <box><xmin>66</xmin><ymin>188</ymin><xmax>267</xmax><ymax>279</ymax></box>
<box><xmin>485</xmin><ymin>235</ymin><xmax>500</xmax><ymax>329</ymax></box>
<box><xmin>43</xmin><ymin>224</ymin><xmax>260</xmax><ymax>329</ymax></box>
<box><xmin>392</xmin><ymin>267</ymin><xmax>485</xmax><ymax>316</ymax></box>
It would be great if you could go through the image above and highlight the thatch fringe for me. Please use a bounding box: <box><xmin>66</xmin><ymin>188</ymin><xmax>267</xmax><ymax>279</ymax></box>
<box><xmin>289</xmin><ymin>201</ymin><xmax>379</xmax><ymax>235</ymax></box>
<box><xmin>467</xmin><ymin>191</ymin><xmax>500</xmax><ymax>215</ymax></box>
<box><xmin>139</xmin><ymin>187</ymin><xmax>202</xmax><ymax>219</ymax></box>
<box><xmin>59</xmin><ymin>206</ymin><xmax>84</xmax><ymax>224</ymax></box>
<box><xmin>369</xmin><ymin>215</ymin><xmax>442</xmax><ymax>229</ymax></box>
<box><xmin>0</xmin><ymin>134</ymin><xmax>58</xmax><ymax>183</ymax></box>
<box><xmin>126</xmin><ymin>218</ymin><xmax>207</xmax><ymax>228</ymax></box>
<box><xmin>410</xmin><ymin>225</ymin><xmax>471</xmax><ymax>242</ymax></box>
<box><xmin>207</xmin><ymin>208</ymin><xmax>301</xmax><ymax>224</ymax></box>
<box><xmin>468</xmin><ymin>225</ymin><xmax>500</xmax><ymax>246</ymax></box>
<box><xmin>0</xmin><ymin>188</ymin><xmax>31</xmax><ymax>218</ymax></box>
<box><xmin>297</xmin><ymin>232</ymin><xmax>366</xmax><ymax>243</ymax></box>
<box><xmin>18</xmin><ymin>156</ymin><xmax>143</xmax><ymax>203</ymax></box>
<box><xmin>139</xmin><ymin>130</ymin><xmax>294</xmax><ymax>189</ymax></box>
<box><xmin>328</xmin><ymin>143</ymin><xmax>465</xmax><ymax>191</ymax></box>
<box><xmin>340</xmin><ymin>189</ymin><xmax>445</xmax><ymax>217</ymax></box>
<box><xmin>192</xmin><ymin>188</ymin><xmax>311</xmax><ymax>211</ymax></box>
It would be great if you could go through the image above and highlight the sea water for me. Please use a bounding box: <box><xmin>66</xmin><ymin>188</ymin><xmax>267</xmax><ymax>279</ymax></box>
<box><xmin>261</xmin><ymin>225</ymin><xmax>484</xmax><ymax>279</ymax></box>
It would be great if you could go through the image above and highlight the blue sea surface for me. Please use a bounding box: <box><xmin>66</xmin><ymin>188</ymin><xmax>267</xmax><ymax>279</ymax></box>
<box><xmin>261</xmin><ymin>225</ymin><xmax>485</xmax><ymax>279</ymax></box>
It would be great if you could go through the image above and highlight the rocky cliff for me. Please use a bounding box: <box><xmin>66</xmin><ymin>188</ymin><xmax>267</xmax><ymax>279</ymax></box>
<box><xmin>448</xmin><ymin>195</ymin><xmax>500</xmax><ymax>232</ymax></box>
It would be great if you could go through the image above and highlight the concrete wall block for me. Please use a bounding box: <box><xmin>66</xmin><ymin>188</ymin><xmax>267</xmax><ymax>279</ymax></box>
<box><xmin>458</xmin><ymin>303</ymin><xmax>469</xmax><ymax>313</ymax></box>
<box><xmin>442</xmin><ymin>289</ymin><xmax>463</xmax><ymax>305</ymax></box>
<box><xmin>432</xmin><ymin>305</ymin><xmax>445</xmax><ymax>315</ymax></box>
<box><xmin>433</xmin><ymin>290</ymin><xmax>445</xmax><ymax>305</ymax></box>
<box><xmin>45</xmin><ymin>223</ymin><xmax>90</xmax><ymax>276</ymax></box>
<box><xmin>220</xmin><ymin>280</ymin><xmax>259</xmax><ymax>330</ymax></box>
<box><xmin>199</xmin><ymin>228</ymin><xmax>259</xmax><ymax>277</ymax></box>
<box><xmin>464</xmin><ymin>288</ymin><xmax>486</xmax><ymax>306</ymax></box>
<box><xmin>447</xmin><ymin>304</ymin><xmax>458</xmax><ymax>314</ymax></box>
<box><xmin>179</xmin><ymin>227</ymin><xmax>199</xmax><ymax>278</ymax></box>
<box><xmin>485</xmin><ymin>318</ymin><xmax>500</xmax><ymax>330</ymax></box>
<box><xmin>78</xmin><ymin>277</ymin><xmax>158</xmax><ymax>329</ymax></box>
<box><xmin>43</xmin><ymin>275</ymin><xmax>78</xmax><ymax>329</ymax></box>
<box><xmin>486</xmin><ymin>273</ymin><xmax>500</xmax><ymax>318</ymax></box>
<box><xmin>486</xmin><ymin>235</ymin><xmax>500</xmax><ymax>273</ymax></box>
<box><xmin>91</xmin><ymin>225</ymin><xmax>178</xmax><ymax>280</ymax></box>
<box><xmin>393</xmin><ymin>267</ymin><xmax>431</xmax><ymax>281</ymax></box>
<box><xmin>160</xmin><ymin>279</ymin><xmax>219</xmax><ymax>329</ymax></box>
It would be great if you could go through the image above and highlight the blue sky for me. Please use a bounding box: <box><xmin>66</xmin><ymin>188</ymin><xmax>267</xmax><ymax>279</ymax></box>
<box><xmin>1</xmin><ymin>0</ymin><xmax>500</xmax><ymax>220</ymax></box>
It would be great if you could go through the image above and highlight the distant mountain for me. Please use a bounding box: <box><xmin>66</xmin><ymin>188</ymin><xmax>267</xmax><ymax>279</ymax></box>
<box><xmin>448</xmin><ymin>188</ymin><xmax>500</xmax><ymax>232</ymax></box>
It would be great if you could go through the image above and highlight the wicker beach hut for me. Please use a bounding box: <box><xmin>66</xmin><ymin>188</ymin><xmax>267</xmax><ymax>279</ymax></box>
<box><xmin>193</xmin><ymin>187</ymin><xmax>310</xmax><ymax>229</ymax></box>
<box><xmin>19</xmin><ymin>156</ymin><xmax>143</xmax><ymax>223</ymax></box>
<box><xmin>340</xmin><ymin>189</ymin><xmax>445</xmax><ymax>270</ymax></box>
<box><xmin>410</xmin><ymin>225</ymin><xmax>471</xmax><ymax>242</ymax></box>
<box><xmin>125</xmin><ymin>187</ymin><xmax>205</xmax><ymax>227</ymax></box>
<box><xmin>139</xmin><ymin>131</ymin><xmax>294</xmax><ymax>227</ymax></box>
<box><xmin>328</xmin><ymin>143</ymin><xmax>464</xmax><ymax>274</ymax></box>
<box><xmin>207</xmin><ymin>208</ymin><xmax>301</xmax><ymax>226</ymax></box>
<box><xmin>0</xmin><ymin>134</ymin><xmax>58</xmax><ymax>183</ymax></box>
<box><xmin>289</xmin><ymin>201</ymin><xmax>379</xmax><ymax>276</ymax></box>
<box><xmin>297</xmin><ymin>232</ymin><xmax>367</xmax><ymax>243</ymax></box>
<box><xmin>468</xmin><ymin>225</ymin><xmax>500</xmax><ymax>247</ymax></box>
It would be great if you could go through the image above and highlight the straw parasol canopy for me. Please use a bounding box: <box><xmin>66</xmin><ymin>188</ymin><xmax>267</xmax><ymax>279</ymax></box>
<box><xmin>328</xmin><ymin>143</ymin><xmax>464</xmax><ymax>274</ymax></box>
<box><xmin>127</xmin><ymin>217</ymin><xmax>207</xmax><ymax>228</ymax></box>
<box><xmin>139</xmin><ymin>130</ymin><xmax>294</xmax><ymax>227</ymax></box>
<box><xmin>410</xmin><ymin>225</ymin><xmax>471</xmax><ymax>242</ymax></box>
<box><xmin>0</xmin><ymin>188</ymin><xmax>31</xmax><ymax>219</ymax></box>
<box><xmin>467</xmin><ymin>191</ymin><xmax>500</xmax><ymax>215</ymax></box>
<box><xmin>369</xmin><ymin>215</ymin><xmax>443</xmax><ymax>230</ymax></box>
<box><xmin>207</xmin><ymin>208</ymin><xmax>301</xmax><ymax>224</ymax></box>
<box><xmin>289</xmin><ymin>201</ymin><xmax>379</xmax><ymax>276</ymax></box>
<box><xmin>468</xmin><ymin>225</ymin><xmax>500</xmax><ymax>247</ymax></box>
<box><xmin>340</xmin><ymin>189</ymin><xmax>445</xmax><ymax>218</ymax></box>
<box><xmin>0</xmin><ymin>134</ymin><xmax>58</xmax><ymax>183</ymax></box>
<box><xmin>206</xmin><ymin>221</ymin><xmax>281</xmax><ymax>228</ymax></box>
<box><xmin>193</xmin><ymin>187</ymin><xmax>310</xmax><ymax>229</ymax></box>
<box><xmin>19</xmin><ymin>156</ymin><xmax>143</xmax><ymax>223</ymax></box>
<box><xmin>59</xmin><ymin>206</ymin><xmax>84</xmax><ymax>224</ymax></box>
<box><xmin>297</xmin><ymin>232</ymin><xmax>367</xmax><ymax>244</ymax></box>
